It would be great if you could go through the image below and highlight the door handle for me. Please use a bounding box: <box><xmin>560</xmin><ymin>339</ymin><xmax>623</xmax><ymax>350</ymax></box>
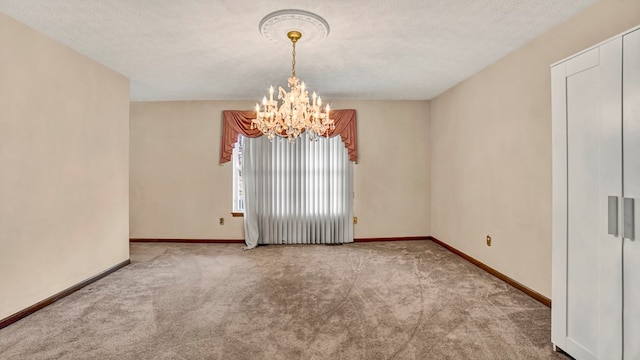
<box><xmin>608</xmin><ymin>196</ymin><xmax>618</xmax><ymax>236</ymax></box>
<box><xmin>624</xmin><ymin>197</ymin><xmax>634</xmax><ymax>240</ymax></box>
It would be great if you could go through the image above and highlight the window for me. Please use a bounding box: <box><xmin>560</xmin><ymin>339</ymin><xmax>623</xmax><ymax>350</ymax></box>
<box><xmin>232</xmin><ymin>135</ymin><xmax>244</xmax><ymax>213</ymax></box>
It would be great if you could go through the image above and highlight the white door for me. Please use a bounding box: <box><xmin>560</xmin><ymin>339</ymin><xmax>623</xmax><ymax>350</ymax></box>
<box><xmin>552</xmin><ymin>38</ymin><xmax>623</xmax><ymax>359</ymax></box>
<box><xmin>623</xmin><ymin>28</ymin><xmax>640</xmax><ymax>360</ymax></box>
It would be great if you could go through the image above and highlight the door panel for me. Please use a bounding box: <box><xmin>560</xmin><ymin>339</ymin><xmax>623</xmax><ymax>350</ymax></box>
<box><xmin>566</xmin><ymin>64</ymin><xmax>602</xmax><ymax>359</ymax></box>
<box><xmin>623</xmin><ymin>28</ymin><xmax>640</xmax><ymax>360</ymax></box>
<box><xmin>597</xmin><ymin>38</ymin><xmax>624</xmax><ymax>360</ymax></box>
<box><xmin>564</xmin><ymin>38</ymin><xmax>623</xmax><ymax>360</ymax></box>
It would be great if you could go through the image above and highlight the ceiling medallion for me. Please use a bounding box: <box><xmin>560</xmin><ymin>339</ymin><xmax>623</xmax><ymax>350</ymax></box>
<box><xmin>259</xmin><ymin>9</ymin><xmax>330</xmax><ymax>46</ymax></box>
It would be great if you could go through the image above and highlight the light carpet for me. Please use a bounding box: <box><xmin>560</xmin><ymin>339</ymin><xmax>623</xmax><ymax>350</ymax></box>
<box><xmin>0</xmin><ymin>241</ymin><xmax>569</xmax><ymax>359</ymax></box>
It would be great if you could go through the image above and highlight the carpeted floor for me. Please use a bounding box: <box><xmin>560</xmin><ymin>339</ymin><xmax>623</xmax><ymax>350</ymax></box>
<box><xmin>0</xmin><ymin>241</ymin><xmax>569</xmax><ymax>360</ymax></box>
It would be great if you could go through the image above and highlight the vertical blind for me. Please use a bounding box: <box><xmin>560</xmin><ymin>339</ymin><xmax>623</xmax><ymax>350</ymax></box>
<box><xmin>242</xmin><ymin>134</ymin><xmax>354</xmax><ymax>248</ymax></box>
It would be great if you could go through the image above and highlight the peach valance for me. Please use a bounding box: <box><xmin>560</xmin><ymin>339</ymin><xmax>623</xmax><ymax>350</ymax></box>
<box><xmin>219</xmin><ymin>109</ymin><xmax>358</xmax><ymax>164</ymax></box>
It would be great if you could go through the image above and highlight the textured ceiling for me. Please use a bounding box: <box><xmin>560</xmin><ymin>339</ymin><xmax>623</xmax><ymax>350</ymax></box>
<box><xmin>0</xmin><ymin>0</ymin><xmax>595</xmax><ymax>101</ymax></box>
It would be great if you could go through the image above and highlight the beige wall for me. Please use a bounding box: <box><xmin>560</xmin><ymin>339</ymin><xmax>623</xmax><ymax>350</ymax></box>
<box><xmin>130</xmin><ymin>100</ymin><xmax>430</xmax><ymax>240</ymax></box>
<box><xmin>0</xmin><ymin>14</ymin><xmax>130</xmax><ymax>320</ymax></box>
<box><xmin>332</xmin><ymin>100</ymin><xmax>430</xmax><ymax>238</ymax></box>
<box><xmin>430</xmin><ymin>0</ymin><xmax>640</xmax><ymax>298</ymax></box>
<box><xmin>130</xmin><ymin>101</ymin><xmax>251</xmax><ymax>239</ymax></box>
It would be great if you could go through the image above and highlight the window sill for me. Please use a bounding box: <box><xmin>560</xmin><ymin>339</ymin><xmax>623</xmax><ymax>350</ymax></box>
<box><xmin>231</xmin><ymin>212</ymin><xmax>244</xmax><ymax>217</ymax></box>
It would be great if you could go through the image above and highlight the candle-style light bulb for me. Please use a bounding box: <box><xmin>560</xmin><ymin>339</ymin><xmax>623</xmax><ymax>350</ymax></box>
<box><xmin>269</xmin><ymin>86</ymin><xmax>274</xmax><ymax>101</ymax></box>
<box><xmin>262</xmin><ymin>96</ymin><xmax>267</xmax><ymax>106</ymax></box>
<box><xmin>312</xmin><ymin>92</ymin><xmax>317</xmax><ymax>106</ymax></box>
<box><xmin>318</xmin><ymin>97</ymin><xmax>322</xmax><ymax>107</ymax></box>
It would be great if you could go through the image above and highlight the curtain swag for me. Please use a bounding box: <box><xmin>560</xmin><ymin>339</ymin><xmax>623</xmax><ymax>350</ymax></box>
<box><xmin>219</xmin><ymin>109</ymin><xmax>358</xmax><ymax>164</ymax></box>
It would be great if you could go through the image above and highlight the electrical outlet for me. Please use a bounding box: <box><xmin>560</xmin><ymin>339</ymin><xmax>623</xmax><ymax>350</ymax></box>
<box><xmin>219</xmin><ymin>217</ymin><xmax>224</xmax><ymax>225</ymax></box>
<box><xmin>486</xmin><ymin>235</ymin><xmax>492</xmax><ymax>246</ymax></box>
<box><xmin>353</xmin><ymin>216</ymin><xmax>358</xmax><ymax>224</ymax></box>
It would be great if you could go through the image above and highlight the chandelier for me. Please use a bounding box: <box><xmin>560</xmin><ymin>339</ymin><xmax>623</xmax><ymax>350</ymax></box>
<box><xmin>253</xmin><ymin>30</ymin><xmax>334</xmax><ymax>142</ymax></box>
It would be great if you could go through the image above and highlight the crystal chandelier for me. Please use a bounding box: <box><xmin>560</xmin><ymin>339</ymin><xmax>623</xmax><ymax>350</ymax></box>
<box><xmin>253</xmin><ymin>30</ymin><xmax>334</xmax><ymax>142</ymax></box>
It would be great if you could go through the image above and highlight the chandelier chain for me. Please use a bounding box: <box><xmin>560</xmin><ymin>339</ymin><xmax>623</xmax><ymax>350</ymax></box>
<box><xmin>291</xmin><ymin>41</ymin><xmax>296</xmax><ymax>78</ymax></box>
